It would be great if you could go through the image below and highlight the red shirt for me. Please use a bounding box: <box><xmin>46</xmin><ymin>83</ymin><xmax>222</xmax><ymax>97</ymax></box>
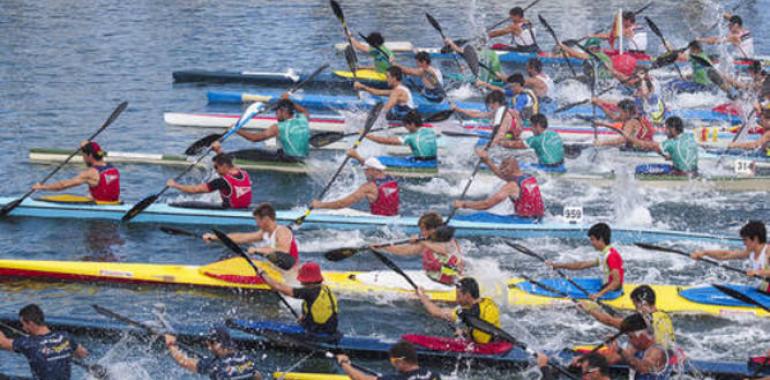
<box><xmin>601</xmin><ymin>246</ymin><xmax>624</xmax><ymax>287</ymax></box>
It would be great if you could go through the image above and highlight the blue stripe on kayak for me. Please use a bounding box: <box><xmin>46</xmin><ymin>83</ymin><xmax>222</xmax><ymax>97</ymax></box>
<box><xmin>679</xmin><ymin>284</ymin><xmax>770</xmax><ymax>308</ymax></box>
<box><xmin>517</xmin><ymin>277</ymin><xmax>623</xmax><ymax>301</ymax></box>
<box><xmin>377</xmin><ymin>156</ymin><xmax>437</xmax><ymax>169</ymax></box>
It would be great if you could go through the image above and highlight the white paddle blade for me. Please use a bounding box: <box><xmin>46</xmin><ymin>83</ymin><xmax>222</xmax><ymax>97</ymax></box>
<box><xmin>493</xmin><ymin>105</ymin><xmax>507</xmax><ymax>125</ymax></box>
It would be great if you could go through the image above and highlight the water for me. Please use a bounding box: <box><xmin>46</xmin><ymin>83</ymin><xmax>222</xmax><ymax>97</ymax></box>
<box><xmin>1</xmin><ymin>0</ymin><xmax>769</xmax><ymax>378</ymax></box>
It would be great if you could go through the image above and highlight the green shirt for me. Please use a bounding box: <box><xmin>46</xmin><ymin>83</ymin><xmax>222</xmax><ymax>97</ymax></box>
<box><xmin>479</xmin><ymin>49</ymin><xmax>502</xmax><ymax>84</ymax></box>
<box><xmin>369</xmin><ymin>45</ymin><xmax>394</xmax><ymax>73</ymax></box>
<box><xmin>661</xmin><ymin>133</ymin><xmax>698</xmax><ymax>172</ymax></box>
<box><xmin>690</xmin><ymin>52</ymin><xmax>713</xmax><ymax>86</ymax></box>
<box><xmin>525</xmin><ymin>130</ymin><xmax>564</xmax><ymax>165</ymax></box>
<box><xmin>277</xmin><ymin>114</ymin><xmax>310</xmax><ymax>158</ymax></box>
<box><xmin>399</xmin><ymin>127</ymin><xmax>437</xmax><ymax>158</ymax></box>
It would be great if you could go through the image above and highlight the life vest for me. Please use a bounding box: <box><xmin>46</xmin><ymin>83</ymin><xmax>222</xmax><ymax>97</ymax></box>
<box><xmin>263</xmin><ymin>227</ymin><xmax>300</xmax><ymax>265</ymax></box>
<box><xmin>505</xmin><ymin>109</ymin><xmax>523</xmax><ymax>140</ymax></box>
<box><xmin>509</xmin><ymin>174</ymin><xmax>544</xmax><ymax>218</ymax></box>
<box><xmin>369</xmin><ymin>177</ymin><xmax>399</xmax><ymax>216</ymax></box>
<box><xmin>749</xmin><ymin>245</ymin><xmax>769</xmax><ymax>292</ymax></box>
<box><xmin>457</xmin><ymin>298</ymin><xmax>501</xmax><ymax>344</ymax></box>
<box><xmin>219</xmin><ymin>169</ymin><xmax>252</xmax><ymax>209</ymax></box>
<box><xmin>646</xmin><ymin>310</ymin><xmax>676</xmax><ymax>350</ymax></box>
<box><xmin>511</xmin><ymin>89</ymin><xmax>539</xmax><ymax>119</ymax></box>
<box><xmin>422</xmin><ymin>240</ymin><xmax>462</xmax><ymax>285</ymax></box>
<box><xmin>301</xmin><ymin>285</ymin><xmax>339</xmax><ymax>335</ymax></box>
<box><xmin>89</xmin><ymin>164</ymin><xmax>120</xmax><ymax>202</ymax></box>
<box><xmin>597</xmin><ymin>245</ymin><xmax>624</xmax><ymax>287</ymax></box>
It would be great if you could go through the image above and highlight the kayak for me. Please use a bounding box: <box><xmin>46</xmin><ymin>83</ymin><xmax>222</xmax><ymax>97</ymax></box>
<box><xmin>1</xmin><ymin>314</ymin><xmax>766</xmax><ymax>378</ymax></box>
<box><xmin>162</xmin><ymin>112</ymin><xmax>393</xmax><ymax>133</ymax></box>
<box><xmin>0</xmin><ymin>196</ymin><xmax>740</xmax><ymax>244</ymax></box>
<box><xmin>205</xmin><ymin>89</ymin><xmax>742</xmax><ymax>125</ymax></box>
<box><xmin>172</xmin><ymin>69</ymin><xmax>389</xmax><ymax>89</ymax></box>
<box><xmin>1</xmin><ymin>252</ymin><xmax>767</xmax><ymax>316</ymax></box>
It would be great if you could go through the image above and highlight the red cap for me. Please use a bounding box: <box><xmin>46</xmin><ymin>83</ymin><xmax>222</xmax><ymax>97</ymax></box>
<box><xmin>82</xmin><ymin>141</ymin><xmax>103</xmax><ymax>156</ymax></box>
<box><xmin>296</xmin><ymin>261</ymin><xmax>323</xmax><ymax>283</ymax></box>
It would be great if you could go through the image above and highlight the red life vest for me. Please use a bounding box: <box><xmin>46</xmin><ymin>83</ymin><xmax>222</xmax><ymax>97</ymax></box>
<box><xmin>635</xmin><ymin>116</ymin><xmax>655</xmax><ymax>141</ymax></box>
<box><xmin>219</xmin><ymin>169</ymin><xmax>252</xmax><ymax>209</ymax></box>
<box><xmin>506</xmin><ymin>109</ymin><xmax>523</xmax><ymax>140</ymax></box>
<box><xmin>422</xmin><ymin>241</ymin><xmax>462</xmax><ymax>285</ymax></box>
<box><xmin>89</xmin><ymin>164</ymin><xmax>120</xmax><ymax>202</ymax></box>
<box><xmin>510</xmin><ymin>174</ymin><xmax>544</xmax><ymax>217</ymax></box>
<box><xmin>369</xmin><ymin>177</ymin><xmax>399</xmax><ymax>216</ymax></box>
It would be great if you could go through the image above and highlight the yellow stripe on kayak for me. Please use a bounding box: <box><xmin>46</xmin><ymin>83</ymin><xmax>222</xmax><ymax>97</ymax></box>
<box><xmin>36</xmin><ymin>194</ymin><xmax>122</xmax><ymax>206</ymax></box>
<box><xmin>333</xmin><ymin>69</ymin><xmax>387</xmax><ymax>81</ymax></box>
<box><xmin>242</xmin><ymin>94</ymin><xmax>273</xmax><ymax>103</ymax></box>
<box><xmin>273</xmin><ymin>372</ymin><xmax>349</xmax><ymax>380</ymax></box>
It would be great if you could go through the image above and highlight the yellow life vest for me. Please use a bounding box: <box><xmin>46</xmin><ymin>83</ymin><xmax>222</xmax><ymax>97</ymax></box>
<box><xmin>455</xmin><ymin>298</ymin><xmax>501</xmax><ymax>344</ymax></box>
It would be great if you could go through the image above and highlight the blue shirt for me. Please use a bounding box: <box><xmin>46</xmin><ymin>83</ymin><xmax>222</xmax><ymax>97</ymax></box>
<box><xmin>197</xmin><ymin>353</ymin><xmax>261</xmax><ymax>380</ymax></box>
<box><xmin>12</xmin><ymin>332</ymin><xmax>78</xmax><ymax>380</ymax></box>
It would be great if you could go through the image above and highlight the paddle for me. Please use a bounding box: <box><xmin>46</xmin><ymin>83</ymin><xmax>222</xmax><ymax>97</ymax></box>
<box><xmin>308</xmin><ymin>109</ymin><xmax>453</xmax><ymax>149</ymax></box>
<box><xmin>716</xmin><ymin>108</ymin><xmax>756</xmax><ymax>166</ymax></box>
<box><xmin>324</xmin><ymin>237</ymin><xmax>416</xmax><ymax>262</ymax></box>
<box><xmin>291</xmin><ymin>102</ymin><xmax>384</xmax><ymax>229</ymax></box>
<box><xmin>358</xmin><ymin>32</ymin><xmax>393</xmax><ymax>68</ymax></box>
<box><xmin>644</xmin><ymin>17</ymin><xmax>685</xmax><ymax>81</ymax></box>
<box><xmin>505</xmin><ymin>241</ymin><xmax>619</xmax><ymax>316</ymax></box>
<box><xmin>425</xmin><ymin>13</ymin><xmax>466</xmax><ymax>73</ymax></box>
<box><xmin>688</xmin><ymin>54</ymin><xmax>735</xmax><ymax>97</ymax></box>
<box><xmin>704</xmin><ymin>0</ymin><xmax>750</xmax><ymax>33</ymax></box>
<box><xmin>330</xmin><ymin>0</ymin><xmax>358</xmax><ymax>80</ymax></box>
<box><xmin>184</xmin><ymin>64</ymin><xmax>330</xmax><ymax>156</ymax></box>
<box><xmin>485</xmin><ymin>0</ymin><xmax>544</xmax><ymax>32</ymax></box>
<box><xmin>0</xmin><ymin>320</ymin><xmax>111</xmax><ymax>379</ymax></box>
<box><xmin>0</xmin><ymin>101</ymin><xmax>128</xmax><ymax>218</ymax></box>
<box><xmin>585</xmin><ymin>313</ymin><xmax>647</xmax><ymax>355</ymax></box>
<box><xmin>160</xmin><ymin>226</ymin><xmax>295</xmax><ymax>270</ymax></box>
<box><xmin>445</xmin><ymin>105</ymin><xmax>508</xmax><ymax>223</ymax></box>
<box><xmin>538</xmin><ymin>15</ymin><xmax>577</xmax><ymax>76</ymax></box>
<box><xmin>122</xmin><ymin>102</ymin><xmax>264</xmax><ymax>223</ymax></box>
<box><xmin>369</xmin><ymin>248</ymin><xmax>420</xmax><ymax>289</ymax></box>
<box><xmin>461</xmin><ymin>45</ymin><xmax>481</xmax><ymax>79</ymax></box>
<box><xmin>634</xmin><ymin>243</ymin><xmax>770</xmax><ymax>281</ymax></box>
<box><xmin>212</xmin><ymin>229</ymin><xmax>300</xmax><ymax>319</ymax></box>
<box><xmin>711</xmin><ymin>284</ymin><xmax>770</xmax><ymax>313</ymax></box>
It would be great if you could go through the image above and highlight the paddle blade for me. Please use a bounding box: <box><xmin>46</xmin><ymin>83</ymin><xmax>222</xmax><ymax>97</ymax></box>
<box><xmin>461</xmin><ymin>45</ymin><xmax>480</xmax><ymax>78</ymax></box>
<box><xmin>329</xmin><ymin>0</ymin><xmax>344</xmax><ymax>22</ymax></box>
<box><xmin>689</xmin><ymin>54</ymin><xmax>712</xmax><ymax>68</ymax></box>
<box><xmin>620</xmin><ymin>313</ymin><xmax>648</xmax><ymax>333</ymax></box>
<box><xmin>309</xmin><ymin>131</ymin><xmax>346</xmax><ymax>148</ymax></box>
<box><xmin>537</xmin><ymin>14</ymin><xmax>557</xmax><ymax>41</ymax></box>
<box><xmin>554</xmin><ymin>100</ymin><xmax>589</xmax><ymax>114</ymax></box>
<box><xmin>644</xmin><ymin>17</ymin><xmax>664</xmax><ymax>39</ymax></box>
<box><xmin>344</xmin><ymin>44</ymin><xmax>358</xmax><ymax>72</ymax></box>
<box><xmin>267</xmin><ymin>252</ymin><xmax>296</xmax><ymax>271</ymax></box>
<box><xmin>160</xmin><ymin>226</ymin><xmax>198</xmax><ymax>237</ymax></box>
<box><xmin>504</xmin><ymin>241</ymin><xmax>545</xmax><ymax>261</ymax></box>
<box><xmin>370</xmin><ymin>249</ymin><xmax>418</xmax><ymax>290</ymax></box>
<box><xmin>633</xmin><ymin>242</ymin><xmax>687</xmax><ymax>255</ymax></box>
<box><xmin>651</xmin><ymin>51</ymin><xmax>680</xmax><ymax>69</ymax></box>
<box><xmin>462</xmin><ymin>315</ymin><xmax>521</xmax><ymax>347</ymax></box>
<box><xmin>712</xmin><ymin>284</ymin><xmax>770</xmax><ymax>313</ymax></box>
<box><xmin>0</xmin><ymin>197</ymin><xmax>24</xmax><ymax>217</ymax></box>
<box><xmin>185</xmin><ymin>133</ymin><xmax>223</xmax><ymax>156</ymax></box>
<box><xmin>324</xmin><ymin>247</ymin><xmax>362</xmax><ymax>262</ymax></box>
<box><xmin>360</xmin><ymin>102</ymin><xmax>385</xmax><ymax>136</ymax></box>
<box><xmin>212</xmin><ymin>229</ymin><xmax>247</xmax><ymax>256</ymax></box>
<box><xmin>424</xmin><ymin>109</ymin><xmax>454</xmax><ymax>123</ymax></box>
<box><xmin>121</xmin><ymin>194</ymin><xmax>159</xmax><ymax>223</ymax></box>
<box><xmin>707</xmin><ymin>68</ymin><xmax>725</xmax><ymax>87</ymax></box>
<box><xmin>425</xmin><ymin>12</ymin><xmax>442</xmax><ymax>33</ymax></box>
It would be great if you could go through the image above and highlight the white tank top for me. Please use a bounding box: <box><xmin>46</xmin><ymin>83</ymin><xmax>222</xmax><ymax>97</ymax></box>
<box><xmin>536</xmin><ymin>73</ymin><xmax>553</xmax><ymax>95</ymax></box>
<box><xmin>423</xmin><ymin>66</ymin><xmax>444</xmax><ymax>87</ymax></box>
<box><xmin>749</xmin><ymin>245</ymin><xmax>769</xmax><ymax>290</ymax></box>
<box><xmin>263</xmin><ymin>229</ymin><xmax>279</xmax><ymax>249</ymax></box>
<box><xmin>628</xmin><ymin>25</ymin><xmax>648</xmax><ymax>52</ymax></box>
<box><xmin>512</xmin><ymin>22</ymin><xmax>536</xmax><ymax>47</ymax></box>
<box><xmin>735</xmin><ymin>30</ymin><xmax>755</xmax><ymax>58</ymax></box>
<box><xmin>396</xmin><ymin>84</ymin><xmax>415</xmax><ymax>109</ymax></box>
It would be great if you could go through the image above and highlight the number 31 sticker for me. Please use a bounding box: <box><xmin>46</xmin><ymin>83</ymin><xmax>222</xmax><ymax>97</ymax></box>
<box><xmin>563</xmin><ymin>206</ymin><xmax>584</xmax><ymax>224</ymax></box>
<box><xmin>734</xmin><ymin>160</ymin><xmax>754</xmax><ymax>176</ymax></box>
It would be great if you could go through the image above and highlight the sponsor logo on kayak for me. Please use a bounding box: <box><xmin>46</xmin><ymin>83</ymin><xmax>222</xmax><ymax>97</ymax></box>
<box><xmin>99</xmin><ymin>270</ymin><xmax>133</xmax><ymax>278</ymax></box>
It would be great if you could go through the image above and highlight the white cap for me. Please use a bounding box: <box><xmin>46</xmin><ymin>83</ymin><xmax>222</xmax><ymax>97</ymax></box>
<box><xmin>363</xmin><ymin>157</ymin><xmax>386</xmax><ymax>171</ymax></box>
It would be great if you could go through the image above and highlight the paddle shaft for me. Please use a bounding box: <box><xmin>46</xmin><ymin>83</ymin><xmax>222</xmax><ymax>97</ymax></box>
<box><xmin>717</xmin><ymin>109</ymin><xmax>756</xmax><ymax>166</ymax></box>
<box><xmin>0</xmin><ymin>101</ymin><xmax>128</xmax><ymax>217</ymax></box>
<box><xmin>635</xmin><ymin>243</ymin><xmax>769</xmax><ymax>280</ymax></box>
<box><xmin>644</xmin><ymin>17</ymin><xmax>685</xmax><ymax>80</ymax></box>
<box><xmin>539</xmin><ymin>15</ymin><xmax>577</xmax><ymax>76</ymax></box>
<box><xmin>711</xmin><ymin>283</ymin><xmax>770</xmax><ymax>313</ymax></box>
<box><xmin>331</xmin><ymin>0</ymin><xmax>358</xmax><ymax>80</ymax></box>
<box><xmin>425</xmin><ymin>13</ymin><xmax>466</xmax><ymax>73</ymax></box>
<box><xmin>485</xmin><ymin>0</ymin><xmax>543</xmax><ymax>31</ymax></box>
<box><xmin>589</xmin><ymin>1</ymin><xmax>653</xmax><ymax>35</ymax></box>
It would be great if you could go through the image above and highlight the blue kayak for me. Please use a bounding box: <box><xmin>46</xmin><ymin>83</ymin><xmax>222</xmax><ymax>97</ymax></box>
<box><xmin>680</xmin><ymin>284</ymin><xmax>770</xmax><ymax>308</ymax></box>
<box><xmin>517</xmin><ymin>277</ymin><xmax>623</xmax><ymax>301</ymax></box>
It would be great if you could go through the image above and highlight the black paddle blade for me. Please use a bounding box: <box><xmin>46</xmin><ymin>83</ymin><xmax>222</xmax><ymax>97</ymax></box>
<box><xmin>712</xmin><ymin>284</ymin><xmax>770</xmax><ymax>313</ymax></box>
<box><xmin>329</xmin><ymin>0</ymin><xmax>344</xmax><ymax>22</ymax></box>
<box><xmin>425</xmin><ymin>12</ymin><xmax>442</xmax><ymax>33</ymax></box>
<box><xmin>324</xmin><ymin>247</ymin><xmax>361</xmax><ymax>262</ymax></box>
<box><xmin>212</xmin><ymin>229</ymin><xmax>246</xmax><ymax>256</ymax></box>
<box><xmin>370</xmin><ymin>249</ymin><xmax>418</xmax><ymax>290</ymax></box>
<box><xmin>707</xmin><ymin>68</ymin><xmax>725</xmax><ymax>87</ymax></box>
<box><xmin>185</xmin><ymin>133</ymin><xmax>223</xmax><ymax>156</ymax></box>
<box><xmin>462</xmin><ymin>315</ymin><xmax>522</xmax><ymax>347</ymax></box>
<box><xmin>504</xmin><ymin>241</ymin><xmax>545</xmax><ymax>261</ymax></box>
<box><xmin>620</xmin><ymin>313</ymin><xmax>648</xmax><ymax>333</ymax></box>
<box><xmin>362</xmin><ymin>102</ymin><xmax>385</xmax><ymax>135</ymax></box>
<box><xmin>651</xmin><ymin>51</ymin><xmax>680</xmax><ymax>69</ymax></box>
<box><xmin>121</xmin><ymin>194</ymin><xmax>159</xmax><ymax>222</ymax></box>
<box><xmin>554</xmin><ymin>100</ymin><xmax>589</xmax><ymax>114</ymax></box>
<box><xmin>344</xmin><ymin>44</ymin><xmax>358</xmax><ymax>72</ymax></box>
<box><xmin>0</xmin><ymin>197</ymin><xmax>24</xmax><ymax>217</ymax></box>
<box><xmin>424</xmin><ymin>109</ymin><xmax>454</xmax><ymax>123</ymax></box>
<box><xmin>160</xmin><ymin>226</ymin><xmax>198</xmax><ymax>237</ymax></box>
<box><xmin>644</xmin><ymin>16</ymin><xmax>664</xmax><ymax>39</ymax></box>
<box><xmin>309</xmin><ymin>131</ymin><xmax>346</xmax><ymax>148</ymax></box>
<box><xmin>537</xmin><ymin>14</ymin><xmax>557</xmax><ymax>41</ymax></box>
<box><xmin>432</xmin><ymin>225</ymin><xmax>455</xmax><ymax>242</ymax></box>
<box><xmin>268</xmin><ymin>252</ymin><xmax>296</xmax><ymax>271</ymax></box>
<box><xmin>260</xmin><ymin>329</ymin><xmax>320</xmax><ymax>351</ymax></box>
<box><xmin>461</xmin><ymin>45</ymin><xmax>480</xmax><ymax>77</ymax></box>
<box><xmin>633</xmin><ymin>242</ymin><xmax>686</xmax><ymax>255</ymax></box>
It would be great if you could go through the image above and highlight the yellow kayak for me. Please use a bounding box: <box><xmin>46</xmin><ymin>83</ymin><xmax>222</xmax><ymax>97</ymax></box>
<box><xmin>273</xmin><ymin>373</ymin><xmax>349</xmax><ymax>380</ymax></box>
<box><xmin>0</xmin><ymin>257</ymin><xmax>767</xmax><ymax>317</ymax></box>
<box><xmin>333</xmin><ymin>69</ymin><xmax>387</xmax><ymax>81</ymax></box>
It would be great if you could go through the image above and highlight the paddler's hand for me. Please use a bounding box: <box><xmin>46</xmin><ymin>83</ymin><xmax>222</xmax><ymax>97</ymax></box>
<box><xmin>389</xmin><ymin>55</ymin><xmax>396</xmax><ymax>64</ymax></box>
<box><xmin>31</xmin><ymin>183</ymin><xmax>47</xmax><ymax>191</ymax></box>
<box><xmin>353</xmin><ymin>81</ymin><xmax>365</xmax><ymax>90</ymax></box>
<box><xmin>211</xmin><ymin>141</ymin><xmax>223</xmax><ymax>154</ymax></box>
<box><xmin>247</xmin><ymin>246</ymin><xmax>265</xmax><ymax>256</ymax></box>
<box><xmin>415</xmin><ymin>286</ymin><xmax>429</xmax><ymax>300</ymax></box>
<box><xmin>336</xmin><ymin>354</ymin><xmax>352</xmax><ymax>367</ymax></box>
<box><xmin>536</xmin><ymin>352</ymin><xmax>549</xmax><ymax>368</ymax></box>
<box><xmin>202</xmin><ymin>233</ymin><xmax>218</xmax><ymax>243</ymax></box>
<box><xmin>589</xmin><ymin>293</ymin><xmax>600</xmax><ymax>301</ymax></box>
<box><xmin>495</xmin><ymin>72</ymin><xmax>507</xmax><ymax>81</ymax></box>
<box><xmin>747</xmin><ymin>269</ymin><xmax>761</xmax><ymax>277</ymax></box>
<box><xmin>310</xmin><ymin>199</ymin><xmax>322</xmax><ymax>209</ymax></box>
<box><xmin>474</xmin><ymin>79</ymin><xmax>485</xmax><ymax>88</ymax></box>
<box><xmin>166</xmin><ymin>179</ymin><xmax>179</xmax><ymax>189</ymax></box>
<box><xmin>163</xmin><ymin>334</ymin><xmax>177</xmax><ymax>348</ymax></box>
<box><xmin>690</xmin><ymin>250</ymin><xmax>705</xmax><ymax>260</ymax></box>
<box><xmin>280</xmin><ymin>92</ymin><xmax>290</xmax><ymax>100</ymax></box>
<box><xmin>452</xmin><ymin>200</ymin><xmax>465</xmax><ymax>209</ymax></box>
<box><xmin>544</xmin><ymin>260</ymin><xmax>556</xmax><ymax>269</ymax></box>
<box><xmin>475</xmin><ymin>148</ymin><xmax>490</xmax><ymax>161</ymax></box>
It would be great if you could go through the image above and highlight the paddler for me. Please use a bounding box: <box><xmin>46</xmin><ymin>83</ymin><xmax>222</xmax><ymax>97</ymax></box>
<box><xmin>592</xmin><ymin>11</ymin><xmax>648</xmax><ymax>55</ymax></box>
<box><xmin>477</xmin><ymin>73</ymin><xmax>539</xmax><ymax>119</ymax></box>
<box><xmin>391</xmin><ymin>51</ymin><xmax>445</xmax><ymax>102</ymax></box>
<box><xmin>259</xmin><ymin>261</ymin><xmax>340</xmax><ymax>337</ymax></box>
<box><xmin>0</xmin><ymin>304</ymin><xmax>90</xmax><ymax>380</ymax></box>
<box><xmin>362</xmin><ymin>110</ymin><xmax>437</xmax><ymax>161</ymax></box>
<box><xmin>202</xmin><ymin>203</ymin><xmax>299</xmax><ymax>272</ymax></box>
<box><xmin>537</xmin><ymin>352</ymin><xmax>610</xmax><ymax>380</ymax></box>
<box><xmin>31</xmin><ymin>141</ymin><xmax>120</xmax><ymax>203</ymax></box>
<box><xmin>164</xmin><ymin>327</ymin><xmax>263</xmax><ymax>380</ymax></box>
<box><xmin>725</xmin><ymin>108</ymin><xmax>770</xmax><ymax>157</ymax></box>
<box><xmin>581</xmin><ymin>286</ymin><xmax>677</xmax><ymax>378</ymax></box>
<box><xmin>691</xmin><ymin>220</ymin><xmax>770</xmax><ymax>292</ymax></box>
<box><xmin>545</xmin><ymin>223</ymin><xmax>624</xmax><ymax>300</ymax></box>
<box><xmin>699</xmin><ymin>14</ymin><xmax>754</xmax><ymax>59</ymax></box>
<box><xmin>377</xmin><ymin>212</ymin><xmax>463</xmax><ymax>285</ymax></box>
<box><xmin>234</xmin><ymin>97</ymin><xmax>310</xmax><ymax>161</ymax></box>
<box><xmin>310</xmin><ymin>152</ymin><xmax>399</xmax><ymax>216</ymax></box>
<box><xmin>621</xmin><ymin>116</ymin><xmax>698</xmax><ymax>176</ymax></box>
<box><xmin>336</xmin><ymin>341</ymin><xmax>442</xmax><ymax>380</ymax></box>
<box><xmin>443</xmin><ymin>38</ymin><xmax>502</xmax><ymax>85</ymax></box>
<box><xmin>592</xmin><ymin>99</ymin><xmax>654</xmax><ymax>149</ymax></box>
<box><xmin>487</xmin><ymin>6</ymin><xmax>539</xmax><ymax>53</ymax></box>
<box><xmin>668</xmin><ymin>41</ymin><xmax>715</xmax><ymax>94</ymax></box>
<box><xmin>453</xmin><ymin>90</ymin><xmax>522</xmax><ymax>146</ymax></box>
<box><xmin>557</xmin><ymin>38</ymin><xmax>615</xmax><ymax>80</ymax></box>
<box><xmin>451</xmin><ymin>149</ymin><xmax>545</xmax><ymax>221</ymax></box>
<box><xmin>166</xmin><ymin>143</ymin><xmax>253</xmax><ymax>209</ymax></box>
<box><xmin>354</xmin><ymin>66</ymin><xmax>415</xmax><ymax>120</ymax></box>
<box><xmin>416</xmin><ymin>277</ymin><xmax>502</xmax><ymax>346</ymax></box>
<box><xmin>500</xmin><ymin>113</ymin><xmax>565</xmax><ymax>171</ymax></box>
<box><xmin>523</xmin><ymin>58</ymin><xmax>553</xmax><ymax>101</ymax></box>
<box><xmin>348</xmin><ymin>32</ymin><xmax>395</xmax><ymax>73</ymax></box>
